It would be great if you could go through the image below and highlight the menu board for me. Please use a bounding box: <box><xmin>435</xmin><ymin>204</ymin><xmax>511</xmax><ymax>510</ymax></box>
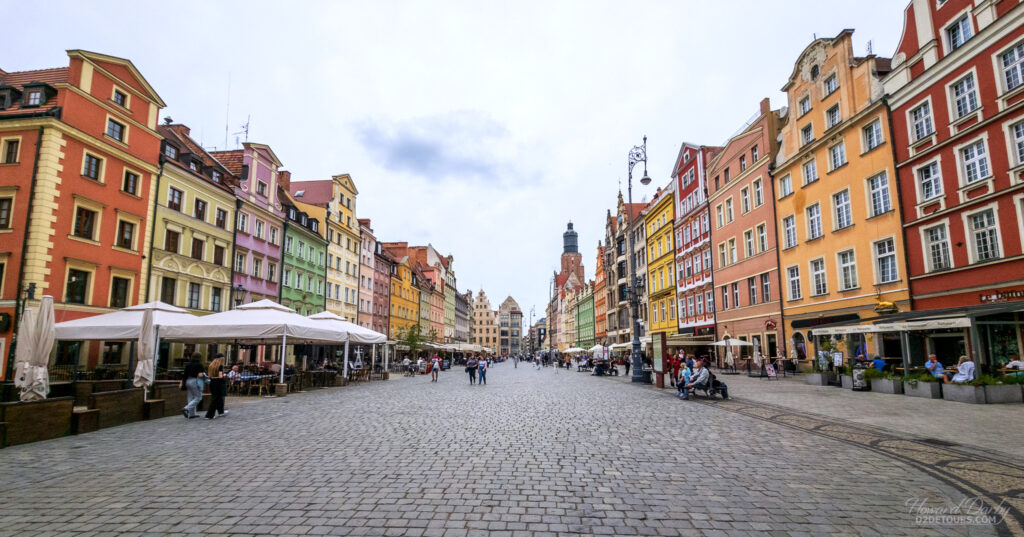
<box><xmin>652</xmin><ymin>334</ymin><xmax>664</xmax><ymax>372</ymax></box>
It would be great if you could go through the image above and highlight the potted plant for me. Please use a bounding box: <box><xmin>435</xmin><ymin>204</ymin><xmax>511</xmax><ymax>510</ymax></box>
<box><xmin>805</xmin><ymin>339</ymin><xmax>835</xmax><ymax>387</ymax></box>
<box><xmin>869</xmin><ymin>369</ymin><xmax>903</xmax><ymax>394</ymax></box>
<box><xmin>942</xmin><ymin>376</ymin><xmax>988</xmax><ymax>404</ymax></box>
<box><xmin>980</xmin><ymin>374</ymin><xmax>1023</xmax><ymax>404</ymax></box>
<box><xmin>903</xmin><ymin>372</ymin><xmax>942</xmax><ymax>399</ymax></box>
<box><xmin>840</xmin><ymin>365</ymin><xmax>855</xmax><ymax>389</ymax></box>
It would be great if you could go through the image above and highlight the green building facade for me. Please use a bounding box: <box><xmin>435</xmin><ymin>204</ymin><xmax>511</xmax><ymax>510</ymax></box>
<box><xmin>279</xmin><ymin>191</ymin><xmax>327</xmax><ymax>316</ymax></box>
<box><xmin>576</xmin><ymin>285</ymin><xmax>595</xmax><ymax>350</ymax></box>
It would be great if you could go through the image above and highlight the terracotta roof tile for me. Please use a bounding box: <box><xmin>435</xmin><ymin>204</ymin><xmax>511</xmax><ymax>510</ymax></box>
<box><xmin>0</xmin><ymin>67</ymin><xmax>68</xmax><ymax>117</ymax></box>
<box><xmin>158</xmin><ymin>124</ymin><xmax>237</xmax><ymax>192</ymax></box>
<box><xmin>209</xmin><ymin>150</ymin><xmax>244</xmax><ymax>176</ymax></box>
<box><xmin>289</xmin><ymin>180</ymin><xmax>334</xmax><ymax>205</ymax></box>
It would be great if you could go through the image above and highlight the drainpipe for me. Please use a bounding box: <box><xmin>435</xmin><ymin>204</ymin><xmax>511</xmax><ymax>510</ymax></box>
<box><xmin>7</xmin><ymin>126</ymin><xmax>45</xmax><ymax>381</ymax></box>
<box><xmin>229</xmin><ymin>198</ymin><xmax>242</xmax><ymax>309</ymax></box>
<box><xmin>279</xmin><ymin>220</ymin><xmax>289</xmax><ymax>303</ymax></box>
<box><xmin>145</xmin><ymin>157</ymin><xmax>166</xmax><ymax>305</ymax></box>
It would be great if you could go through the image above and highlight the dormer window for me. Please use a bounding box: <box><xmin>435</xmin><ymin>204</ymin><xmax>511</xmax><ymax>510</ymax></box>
<box><xmin>311</xmin><ymin>221</ymin><xmax>318</xmax><ymax>233</ymax></box>
<box><xmin>112</xmin><ymin>90</ymin><xmax>127</xmax><ymax>107</ymax></box>
<box><xmin>211</xmin><ymin>170</ymin><xmax>221</xmax><ymax>183</ymax></box>
<box><xmin>0</xmin><ymin>91</ymin><xmax>8</xmax><ymax>110</ymax></box>
<box><xmin>164</xmin><ymin>143</ymin><xmax>178</xmax><ymax>159</ymax></box>
<box><xmin>25</xmin><ymin>89</ymin><xmax>43</xmax><ymax>107</ymax></box>
<box><xmin>189</xmin><ymin>160</ymin><xmax>200</xmax><ymax>172</ymax></box>
<box><xmin>300</xmin><ymin>214</ymin><xmax>308</xmax><ymax>226</ymax></box>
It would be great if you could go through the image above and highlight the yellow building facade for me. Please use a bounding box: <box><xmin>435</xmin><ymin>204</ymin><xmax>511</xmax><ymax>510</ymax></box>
<box><xmin>388</xmin><ymin>257</ymin><xmax>420</xmax><ymax>340</ymax></box>
<box><xmin>646</xmin><ymin>185</ymin><xmax>677</xmax><ymax>337</ymax></box>
<box><xmin>332</xmin><ymin>174</ymin><xmax>361</xmax><ymax>322</ymax></box>
<box><xmin>774</xmin><ymin>31</ymin><xmax>909</xmax><ymax>362</ymax></box>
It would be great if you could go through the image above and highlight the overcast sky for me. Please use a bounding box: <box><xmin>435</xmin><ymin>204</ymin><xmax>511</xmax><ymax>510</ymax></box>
<box><xmin>3</xmin><ymin>1</ymin><xmax>907</xmax><ymax>326</ymax></box>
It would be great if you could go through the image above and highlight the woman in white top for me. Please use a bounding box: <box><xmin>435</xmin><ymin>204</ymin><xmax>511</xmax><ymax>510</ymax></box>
<box><xmin>944</xmin><ymin>355</ymin><xmax>975</xmax><ymax>384</ymax></box>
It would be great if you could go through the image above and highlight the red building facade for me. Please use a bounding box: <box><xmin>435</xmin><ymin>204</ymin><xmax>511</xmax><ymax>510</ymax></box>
<box><xmin>673</xmin><ymin>143</ymin><xmax>721</xmax><ymax>339</ymax></box>
<box><xmin>0</xmin><ymin>51</ymin><xmax>164</xmax><ymax>377</ymax></box>
<box><xmin>884</xmin><ymin>0</ymin><xmax>1024</xmax><ymax>364</ymax></box>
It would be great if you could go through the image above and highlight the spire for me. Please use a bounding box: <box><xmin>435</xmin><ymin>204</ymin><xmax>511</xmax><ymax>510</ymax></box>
<box><xmin>562</xmin><ymin>221</ymin><xmax>578</xmax><ymax>254</ymax></box>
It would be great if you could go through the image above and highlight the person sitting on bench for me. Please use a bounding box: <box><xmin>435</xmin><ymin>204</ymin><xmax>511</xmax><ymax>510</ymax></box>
<box><xmin>681</xmin><ymin>360</ymin><xmax>709</xmax><ymax>400</ymax></box>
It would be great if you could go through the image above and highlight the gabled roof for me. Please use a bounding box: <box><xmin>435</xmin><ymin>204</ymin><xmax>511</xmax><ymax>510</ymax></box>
<box><xmin>244</xmin><ymin>142</ymin><xmax>283</xmax><ymax>167</ymax></box>
<box><xmin>157</xmin><ymin>124</ymin><xmax>236</xmax><ymax>193</ymax></box>
<box><xmin>208</xmin><ymin>150</ymin><xmax>244</xmax><ymax>176</ymax></box>
<box><xmin>289</xmin><ymin>180</ymin><xmax>333</xmax><ymax>205</ymax></box>
<box><xmin>68</xmin><ymin>50</ymin><xmax>167</xmax><ymax>107</ymax></box>
<box><xmin>0</xmin><ymin>67</ymin><xmax>67</xmax><ymax>117</ymax></box>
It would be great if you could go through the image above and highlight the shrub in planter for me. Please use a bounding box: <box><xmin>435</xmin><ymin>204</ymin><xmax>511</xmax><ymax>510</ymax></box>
<box><xmin>978</xmin><ymin>375</ymin><xmax>1023</xmax><ymax>404</ymax></box>
<box><xmin>942</xmin><ymin>377</ymin><xmax>988</xmax><ymax>404</ymax></box>
<box><xmin>841</xmin><ymin>375</ymin><xmax>853</xmax><ymax>389</ymax></box>
<box><xmin>805</xmin><ymin>372</ymin><xmax>829</xmax><ymax>386</ymax></box>
<box><xmin>870</xmin><ymin>371</ymin><xmax>903</xmax><ymax>394</ymax></box>
<box><xmin>903</xmin><ymin>373</ymin><xmax>942</xmax><ymax>399</ymax></box>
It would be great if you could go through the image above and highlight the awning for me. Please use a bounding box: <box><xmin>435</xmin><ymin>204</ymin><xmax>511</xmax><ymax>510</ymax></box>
<box><xmin>666</xmin><ymin>334</ymin><xmax>715</xmax><ymax>346</ymax></box>
<box><xmin>813</xmin><ymin>316</ymin><xmax>971</xmax><ymax>336</ymax></box>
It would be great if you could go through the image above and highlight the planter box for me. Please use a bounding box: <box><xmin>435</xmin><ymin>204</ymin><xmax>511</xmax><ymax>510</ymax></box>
<box><xmin>0</xmin><ymin>397</ymin><xmax>74</xmax><ymax>447</ymax></box>
<box><xmin>841</xmin><ymin>375</ymin><xmax>853</xmax><ymax>389</ymax></box>
<box><xmin>74</xmin><ymin>380</ymin><xmax>129</xmax><ymax>406</ymax></box>
<box><xmin>88</xmin><ymin>388</ymin><xmax>145</xmax><ymax>429</ymax></box>
<box><xmin>152</xmin><ymin>381</ymin><xmax>187</xmax><ymax>411</ymax></box>
<box><xmin>904</xmin><ymin>381</ymin><xmax>942</xmax><ymax>399</ymax></box>
<box><xmin>805</xmin><ymin>372</ymin><xmax>829</xmax><ymax>386</ymax></box>
<box><xmin>942</xmin><ymin>384</ymin><xmax>986</xmax><ymax>404</ymax></box>
<box><xmin>871</xmin><ymin>378</ymin><xmax>904</xmax><ymax>394</ymax></box>
<box><xmin>983</xmin><ymin>384</ymin><xmax>1023</xmax><ymax>404</ymax></box>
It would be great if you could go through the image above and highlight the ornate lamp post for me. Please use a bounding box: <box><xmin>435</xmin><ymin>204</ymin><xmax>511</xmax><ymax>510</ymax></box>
<box><xmin>626</xmin><ymin>136</ymin><xmax>651</xmax><ymax>383</ymax></box>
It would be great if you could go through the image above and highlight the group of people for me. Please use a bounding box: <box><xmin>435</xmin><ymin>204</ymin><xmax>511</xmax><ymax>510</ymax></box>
<box><xmin>465</xmin><ymin>355</ymin><xmax>489</xmax><ymax>385</ymax></box>
<box><xmin>668</xmin><ymin>352</ymin><xmax>726</xmax><ymax>400</ymax></box>
<box><xmin>180</xmin><ymin>352</ymin><xmax>229</xmax><ymax>420</ymax></box>
<box><xmin>924</xmin><ymin>353</ymin><xmax>977</xmax><ymax>384</ymax></box>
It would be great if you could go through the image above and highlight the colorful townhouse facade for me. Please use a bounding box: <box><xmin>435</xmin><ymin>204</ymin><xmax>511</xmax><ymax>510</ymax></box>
<box><xmin>356</xmin><ymin>218</ymin><xmax>375</xmax><ymax>329</ymax></box>
<box><xmin>382</xmin><ymin>242</ymin><xmax>420</xmax><ymax>340</ymax></box>
<box><xmin>151</xmin><ymin>124</ymin><xmax>236</xmax><ymax>315</ymax></box>
<box><xmin>278</xmin><ymin>187</ymin><xmax>327</xmax><ymax>316</ymax></box>
<box><xmin>575</xmin><ymin>282</ymin><xmax>595</xmax><ymax>349</ymax></box>
<box><xmin>707</xmin><ymin>99</ymin><xmax>784</xmax><ymax>357</ymax></box>
<box><xmin>454</xmin><ymin>288</ymin><xmax>470</xmax><ymax>343</ymax></box>
<box><xmin>593</xmin><ymin>243</ymin><xmax>608</xmax><ymax>345</ymax></box>
<box><xmin>629</xmin><ymin>204</ymin><xmax>648</xmax><ymax>348</ymax></box>
<box><xmin>210</xmin><ymin>143</ymin><xmax>284</xmax><ymax>305</ymax></box>
<box><xmin>371</xmin><ymin>241</ymin><xmax>393</xmax><ymax>337</ymax></box>
<box><xmin>774</xmin><ymin>30</ymin><xmax>910</xmax><ymax>361</ymax></box>
<box><xmin>0</xmin><ymin>50</ymin><xmax>165</xmax><ymax>376</ymax></box>
<box><xmin>646</xmin><ymin>182</ymin><xmax>678</xmax><ymax>340</ymax></box>
<box><xmin>673</xmin><ymin>143</ymin><xmax>720</xmax><ymax>342</ymax></box>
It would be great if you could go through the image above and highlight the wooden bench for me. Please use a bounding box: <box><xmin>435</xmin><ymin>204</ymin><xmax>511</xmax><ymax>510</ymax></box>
<box><xmin>72</xmin><ymin>408</ymin><xmax>100</xmax><ymax>435</ymax></box>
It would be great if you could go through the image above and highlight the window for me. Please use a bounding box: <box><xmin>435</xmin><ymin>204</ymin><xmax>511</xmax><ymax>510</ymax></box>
<box><xmin>167</xmin><ymin>187</ymin><xmax>183</xmax><ymax>211</ymax></box>
<box><xmin>833</xmin><ymin>190</ymin><xmax>852</xmax><ymax>229</ymax></box>
<box><xmin>911</xmin><ymin>102</ymin><xmax>934</xmax><ymax>141</ymax></box>
<box><xmin>824</xmin><ymin>74</ymin><xmax>838</xmax><ymax>95</ymax></box>
<box><xmin>739</xmin><ymin>155</ymin><xmax>747</xmax><ymax>171</ymax></box>
<box><xmin>779</xmin><ymin>175</ymin><xmax>793</xmax><ymax>197</ymax></box>
<box><xmin>951</xmin><ymin>75</ymin><xmax>979</xmax><ymax>119</ymax></box>
<box><xmin>810</xmin><ymin>259</ymin><xmax>827</xmax><ymax>296</ymax></box>
<box><xmin>187</xmin><ymin>282</ymin><xmax>201</xmax><ymax>309</ymax></box>
<box><xmin>782</xmin><ymin>216</ymin><xmax>797</xmax><ymax>249</ymax></box>
<box><xmin>744</xmin><ymin>230</ymin><xmax>754</xmax><ymax>257</ymax></box>
<box><xmin>741</xmin><ymin>188</ymin><xmax>750</xmax><ymax>213</ymax></box>
<box><xmin>268</xmin><ymin>263</ymin><xmax>277</xmax><ymax>283</ymax></box>
<box><xmin>106</xmin><ymin>119</ymin><xmax>125</xmax><ymax>142</ymax></box>
<box><xmin>73</xmin><ymin>207</ymin><xmax>97</xmax><ymax>240</ymax></box>
<box><xmin>252</xmin><ymin>258</ymin><xmax>262</xmax><ymax>279</ymax></box>
<box><xmin>732</xmin><ymin>282</ymin><xmax>740</xmax><ymax>307</ymax></box>
<box><xmin>189</xmin><ymin>160</ymin><xmax>200</xmax><ymax>172</ymax></box>
<box><xmin>706</xmin><ymin>291</ymin><xmax>714</xmax><ymax>313</ymax></box>
<box><xmin>110</xmin><ymin>276</ymin><xmax>130</xmax><ymax>308</ymax></box>
<box><xmin>918</xmin><ymin>162</ymin><xmax>943</xmax><ymax>201</ymax></box>
<box><xmin>753</xmin><ymin>179</ymin><xmax>763</xmax><ymax>206</ymax></box>
<box><xmin>283</xmin><ymin>269</ymin><xmax>292</xmax><ymax>287</ymax></box>
<box><xmin>118</xmin><ymin>170</ymin><xmax>139</xmax><ymax>195</ymax></box>
<box><xmin>801</xmin><ymin>124</ymin><xmax>814</xmax><ymax>145</ymax></box>
<box><xmin>728</xmin><ymin>238</ymin><xmax>737</xmax><ymax>264</ymax></box>
<box><xmin>191</xmin><ymin>238</ymin><xmax>204</xmax><ymax>260</ymax></box>
<box><xmin>761</xmin><ymin>273</ymin><xmax>770</xmax><ymax>303</ymax></box>
<box><xmin>234</xmin><ymin>253</ymin><xmax>245</xmax><ymax>273</ymax></box>
<box><xmin>726</xmin><ymin>199</ymin><xmax>733</xmax><ymax>222</ymax></box>
<box><xmin>26</xmin><ymin>90</ymin><xmax>42</xmax><ymax>106</ymax></box>
<box><xmin>1002</xmin><ymin>42</ymin><xmax>1024</xmax><ymax>91</ymax></box>
<box><xmin>868</xmin><ymin>172</ymin><xmax>892</xmax><ymax>216</ymax></box>
<box><xmin>1013</xmin><ymin>121</ymin><xmax>1024</xmax><ymax>165</ymax></box>
<box><xmin>164</xmin><ymin>144</ymin><xmax>177</xmax><ymax>159</ymax></box>
<box><xmin>254</xmin><ymin>219</ymin><xmax>265</xmax><ymax>239</ymax></box>
<box><xmin>721</xmin><ymin>286</ymin><xmax>729</xmax><ymax>310</ymax></box>
<box><xmin>237</xmin><ymin>213</ymin><xmax>248</xmax><ymax>233</ymax></box>
<box><xmin>82</xmin><ymin>154</ymin><xmax>102</xmax><ymax>180</ymax></box>
<box><xmin>924</xmin><ymin>225</ymin><xmax>952</xmax><ymax>271</ymax></box>
<box><xmin>826</xmin><ymin>104</ymin><xmax>841</xmax><ymax>129</ymax></box>
<box><xmin>802</xmin><ymin>159</ymin><xmax>818</xmax><ymax>185</ymax></box>
<box><xmin>164</xmin><ymin>229</ymin><xmax>180</xmax><ymax>253</ymax></box>
<box><xmin>961</xmin><ymin>140</ymin><xmax>989</xmax><ymax>184</ymax></box>
<box><xmin>799</xmin><ymin>96</ymin><xmax>811</xmax><ymax>115</ymax></box>
<box><xmin>256</xmin><ymin>181</ymin><xmax>268</xmax><ymax>196</ymax></box>
<box><xmin>3</xmin><ymin>139</ymin><xmax>19</xmax><ymax>163</ymax></box>
<box><xmin>806</xmin><ymin>204</ymin><xmax>822</xmax><ymax>239</ymax></box>
<box><xmin>213</xmin><ymin>244</ymin><xmax>225</xmax><ymax>266</ymax></box>
<box><xmin>715</xmin><ymin>205</ymin><xmax>724</xmax><ymax>228</ymax></box>
<box><xmin>0</xmin><ymin>198</ymin><xmax>12</xmax><ymax>229</ymax></box>
<box><xmin>211</xmin><ymin>287</ymin><xmax>222</xmax><ymax>312</ymax></box>
<box><xmin>696</xmin><ymin>293</ymin><xmax>704</xmax><ymax>316</ymax></box>
<box><xmin>970</xmin><ymin>210</ymin><xmax>1000</xmax><ymax>262</ymax></box>
<box><xmin>724</xmin><ymin>168</ymin><xmax>731</xmax><ymax>183</ymax></box>
<box><xmin>66</xmin><ymin>269</ymin><xmax>89</xmax><ymax>304</ymax></box>
<box><xmin>751</xmin><ymin>145</ymin><xmax>759</xmax><ymax>161</ymax></box>
<box><xmin>748</xmin><ymin>277</ymin><xmax>757</xmax><ymax>305</ymax></box>
<box><xmin>116</xmin><ymin>220</ymin><xmax>135</xmax><ymax>250</ymax></box>
<box><xmin>215</xmin><ymin>208</ymin><xmax>227</xmax><ymax>229</ymax></box>
<box><xmin>113</xmin><ymin>90</ymin><xmax>127</xmax><ymax>107</ymax></box>
<box><xmin>829</xmin><ymin>142</ymin><xmax>847</xmax><ymax>170</ymax></box>
<box><xmin>757</xmin><ymin>224</ymin><xmax>768</xmax><ymax>252</ymax></box>
<box><xmin>863</xmin><ymin>120</ymin><xmax>883</xmax><ymax>151</ymax></box>
<box><xmin>838</xmin><ymin>250</ymin><xmax>858</xmax><ymax>290</ymax></box>
<box><xmin>875</xmin><ymin>238</ymin><xmax>899</xmax><ymax>283</ymax></box>
<box><xmin>947</xmin><ymin>15</ymin><xmax>971</xmax><ymax>51</ymax></box>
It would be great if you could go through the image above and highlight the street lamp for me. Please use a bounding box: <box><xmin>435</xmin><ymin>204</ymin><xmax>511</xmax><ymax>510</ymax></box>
<box><xmin>232</xmin><ymin>283</ymin><xmax>246</xmax><ymax>308</ymax></box>
<box><xmin>626</xmin><ymin>135</ymin><xmax>650</xmax><ymax>383</ymax></box>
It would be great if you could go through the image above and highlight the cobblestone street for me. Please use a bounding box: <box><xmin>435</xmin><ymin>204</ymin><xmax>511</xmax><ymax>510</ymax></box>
<box><xmin>0</xmin><ymin>363</ymin><xmax>1014</xmax><ymax>537</ymax></box>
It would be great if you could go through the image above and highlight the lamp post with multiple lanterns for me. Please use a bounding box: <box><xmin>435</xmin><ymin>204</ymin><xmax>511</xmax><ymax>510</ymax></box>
<box><xmin>626</xmin><ymin>136</ymin><xmax>651</xmax><ymax>383</ymax></box>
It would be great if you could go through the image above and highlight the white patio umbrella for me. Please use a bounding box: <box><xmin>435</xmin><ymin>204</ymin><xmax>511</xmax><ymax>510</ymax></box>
<box><xmin>132</xmin><ymin>308</ymin><xmax>156</xmax><ymax>398</ymax></box>
<box><xmin>308</xmin><ymin>311</ymin><xmax>386</xmax><ymax>378</ymax></box>
<box><xmin>13</xmin><ymin>296</ymin><xmax>54</xmax><ymax>402</ymax></box>
<box><xmin>55</xmin><ymin>301</ymin><xmax>195</xmax><ymax>340</ymax></box>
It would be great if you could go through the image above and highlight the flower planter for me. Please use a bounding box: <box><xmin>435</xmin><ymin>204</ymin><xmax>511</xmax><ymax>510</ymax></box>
<box><xmin>903</xmin><ymin>381</ymin><xmax>942</xmax><ymax>399</ymax></box>
<box><xmin>982</xmin><ymin>384</ymin><xmax>1023</xmax><ymax>404</ymax></box>
<box><xmin>870</xmin><ymin>378</ymin><xmax>904</xmax><ymax>394</ymax></box>
<box><xmin>805</xmin><ymin>372</ymin><xmax>829</xmax><ymax>386</ymax></box>
<box><xmin>942</xmin><ymin>384</ymin><xmax>986</xmax><ymax>404</ymax></box>
<box><xmin>841</xmin><ymin>375</ymin><xmax>853</xmax><ymax>389</ymax></box>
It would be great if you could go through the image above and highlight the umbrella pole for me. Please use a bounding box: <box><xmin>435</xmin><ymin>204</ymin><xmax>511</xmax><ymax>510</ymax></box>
<box><xmin>343</xmin><ymin>340</ymin><xmax>350</xmax><ymax>379</ymax></box>
<box><xmin>279</xmin><ymin>334</ymin><xmax>287</xmax><ymax>385</ymax></box>
<box><xmin>372</xmin><ymin>344</ymin><xmax>377</xmax><ymax>375</ymax></box>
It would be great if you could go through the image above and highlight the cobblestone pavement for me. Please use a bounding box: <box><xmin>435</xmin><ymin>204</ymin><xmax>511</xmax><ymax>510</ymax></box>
<box><xmin>0</xmin><ymin>363</ymin><xmax>1013</xmax><ymax>537</ymax></box>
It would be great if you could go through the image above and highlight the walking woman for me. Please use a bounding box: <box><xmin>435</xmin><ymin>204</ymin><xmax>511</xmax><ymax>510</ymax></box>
<box><xmin>205</xmin><ymin>354</ymin><xmax>228</xmax><ymax>420</ymax></box>
<box><xmin>478</xmin><ymin>356</ymin><xmax>488</xmax><ymax>385</ymax></box>
<box><xmin>467</xmin><ymin>355</ymin><xmax>478</xmax><ymax>384</ymax></box>
<box><xmin>181</xmin><ymin>353</ymin><xmax>207</xmax><ymax>419</ymax></box>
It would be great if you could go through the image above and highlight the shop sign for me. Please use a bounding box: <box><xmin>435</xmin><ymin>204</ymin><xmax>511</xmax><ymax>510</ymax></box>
<box><xmin>980</xmin><ymin>289</ymin><xmax>1024</xmax><ymax>303</ymax></box>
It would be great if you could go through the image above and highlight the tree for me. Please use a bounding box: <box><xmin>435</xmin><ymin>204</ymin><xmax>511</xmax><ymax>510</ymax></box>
<box><xmin>427</xmin><ymin>328</ymin><xmax>439</xmax><ymax>343</ymax></box>
<box><xmin>403</xmin><ymin>324</ymin><xmax>424</xmax><ymax>356</ymax></box>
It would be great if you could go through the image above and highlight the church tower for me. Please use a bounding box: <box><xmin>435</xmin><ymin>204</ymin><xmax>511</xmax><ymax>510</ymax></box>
<box><xmin>560</xmin><ymin>222</ymin><xmax>584</xmax><ymax>283</ymax></box>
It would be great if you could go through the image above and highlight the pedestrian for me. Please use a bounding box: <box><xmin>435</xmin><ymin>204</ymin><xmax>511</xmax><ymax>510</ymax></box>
<box><xmin>623</xmin><ymin>356</ymin><xmax>631</xmax><ymax>376</ymax></box>
<box><xmin>181</xmin><ymin>353</ymin><xmax>207</xmax><ymax>419</ymax></box>
<box><xmin>467</xmin><ymin>355</ymin><xmax>478</xmax><ymax>384</ymax></box>
<box><xmin>205</xmin><ymin>354</ymin><xmax>228</xmax><ymax>420</ymax></box>
<box><xmin>478</xmin><ymin>356</ymin><xmax>488</xmax><ymax>385</ymax></box>
<box><xmin>431</xmin><ymin>354</ymin><xmax>441</xmax><ymax>382</ymax></box>
<box><xmin>402</xmin><ymin>356</ymin><xmax>412</xmax><ymax>376</ymax></box>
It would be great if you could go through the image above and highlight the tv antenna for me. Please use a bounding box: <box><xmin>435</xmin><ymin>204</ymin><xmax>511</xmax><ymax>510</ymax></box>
<box><xmin>233</xmin><ymin>115</ymin><xmax>250</xmax><ymax>148</ymax></box>
<box><xmin>867</xmin><ymin>40</ymin><xmax>873</xmax><ymax>55</ymax></box>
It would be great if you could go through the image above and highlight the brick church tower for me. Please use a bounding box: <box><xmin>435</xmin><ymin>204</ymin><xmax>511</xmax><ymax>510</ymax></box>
<box><xmin>560</xmin><ymin>222</ymin><xmax>584</xmax><ymax>284</ymax></box>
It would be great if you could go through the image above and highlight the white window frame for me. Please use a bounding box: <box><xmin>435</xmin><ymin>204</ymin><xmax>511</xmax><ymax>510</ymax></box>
<box><xmin>806</xmin><ymin>203</ymin><xmax>822</xmax><ymax>240</ymax></box>
<box><xmin>825</xmin><ymin>103</ymin><xmax>841</xmax><ymax>129</ymax></box>
<box><xmin>786</xmin><ymin>266</ymin><xmax>802</xmax><ymax>301</ymax></box>
<box><xmin>996</xmin><ymin>40</ymin><xmax>1024</xmax><ymax>94</ymax></box>
<box><xmin>921</xmin><ymin>220</ymin><xmax>953</xmax><ymax>272</ymax></box>
<box><xmin>961</xmin><ymin>204</ymin><xmax>1002</xmax><ymax>264</ymax></box>
<box><xmin>948</xmin><ymin>70</ymin><xmax>980</xmax><ymax>121</ymax></box>
<box><xmin>908</xmin><ymin>98</ymin><xmax>935</xmax><ymax>142</ymax></box>
<box><xmin>782</xmin><ymin>215</ymin><xmax>797</xmax><ymax>249</ymax></box>
<box><xmin>867</xmin><ymin>171</ymin><xmax>892</xmax><ymax>217</ymax></box>
<box><xmin>862</xmin><ymin>119</ymin><xmax>884</xmax><ymax>152</ymax></box>
<box><xmin>956</xmin><ymin>135</ymin><xmax>991</xmax><ymax>186</ymax></box>
<box><xmin>943</xmin><ymin>11</ymin><xmax>973</xmax><ymax>54</ymax></box>
<box><xmin>829</xmin><ymin>141</ymin><xmax>847</xmax><ymax>171</ymax></box>
<box><xmin>779</xmin><ymin>174</ymin><xmax>793</xmax><ymax>197</ymax></box>
<box><xmin>873</xmin><ymin>237</ymin><xmax>900</xmax><ymax>284</ymax></box>
<box><xmin>833</xmin><ymin>189</ymin><xmax>852</xmax><ymax>230</ymax></box>
<box><xmin>837</xmin><ymin>249</ymin><xmax>858</xmax><ymax>290</ymax></box>
<box><xmin>810</xmin><ymin>258</ymin><xmax>827</xmax><ymax>296</ymax></box>
<box><xmin>914</xmin><ymin>159</ymin><xmax>944</xmax><ymax>203</ymax></box>
<box><xmin>801</xmin><ymin>124</ymin><xmax>814</xmax><ymax>146</ymax></box>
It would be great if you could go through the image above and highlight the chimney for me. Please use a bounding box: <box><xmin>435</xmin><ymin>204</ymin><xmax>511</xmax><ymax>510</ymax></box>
<box><xmin>760</xmin><ymin>97</ymin><xmax>771</xmax><ymax>115</ymax></box>
<box><xmin>278</xmin><ymin>170</ymin><xmax>291</xmax><ymax>190</ymax></box>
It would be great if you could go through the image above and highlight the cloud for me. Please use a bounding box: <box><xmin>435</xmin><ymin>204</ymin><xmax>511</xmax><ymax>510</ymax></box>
<box><xmin>356</xmin><ymin>111</ymin><xmax>509</xmax><ymax>181</ymax></box>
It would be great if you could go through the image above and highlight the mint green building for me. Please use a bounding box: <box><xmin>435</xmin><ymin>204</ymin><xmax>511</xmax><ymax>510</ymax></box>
<box><xmin>576</xmin><ymin>284</ymin><xmax>595</xmax><ymax>349</ymax></box>
<box><xmin>279</xmin><ymin>189</ymin><xmax>327</xmax><ymax>316</ymax></box>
